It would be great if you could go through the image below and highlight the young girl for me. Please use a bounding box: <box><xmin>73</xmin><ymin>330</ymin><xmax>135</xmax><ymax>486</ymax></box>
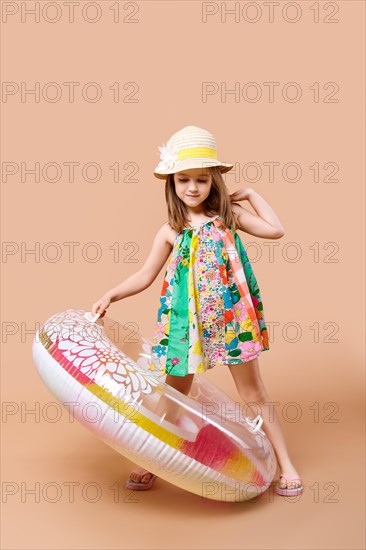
<box><xmin>91</xmin><ymin>125</ymin><xmax>304</xmax><ymax>497</ymax></box>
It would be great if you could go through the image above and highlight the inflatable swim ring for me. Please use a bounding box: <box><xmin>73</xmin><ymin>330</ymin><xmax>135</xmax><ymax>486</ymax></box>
<box><xmin>32</xmin><ymin>309</ymin><xmax>276</xmax><ymax>502</ymax></box>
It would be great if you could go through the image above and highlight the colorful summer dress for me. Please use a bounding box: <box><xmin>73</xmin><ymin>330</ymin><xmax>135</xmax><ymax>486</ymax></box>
<box><xmin>149</xmin><ymin>215</ymin><xmax>269</xmax><ymax>377</ymax></box>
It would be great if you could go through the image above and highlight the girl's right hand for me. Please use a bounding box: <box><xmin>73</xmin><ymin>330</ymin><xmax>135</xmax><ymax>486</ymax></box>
<box><xmin>91</xmin><ymin>295</ymin><xmax>111</xmax><ymax>318</ymax></box>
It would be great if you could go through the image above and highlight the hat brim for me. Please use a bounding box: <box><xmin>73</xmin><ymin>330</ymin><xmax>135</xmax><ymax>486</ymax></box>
<box><xmin>154</xmin><ymin>158</ymin><xmax>234</xmax><ymax>180</ymax></box>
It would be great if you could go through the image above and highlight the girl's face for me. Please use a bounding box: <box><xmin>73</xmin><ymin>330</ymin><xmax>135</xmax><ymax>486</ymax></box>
<box><xmin>174</xmin><ymin>168</ymin><xmax>213</xmax><ymax>209</ymax></box>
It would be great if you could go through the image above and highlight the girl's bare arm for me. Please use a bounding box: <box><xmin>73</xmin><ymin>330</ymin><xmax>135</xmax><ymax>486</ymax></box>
<box><xmin>107</xmin><ymin>223</ymin><xmax>173</xmax><ymax>303</ymax></box>
<box><xmin>230</xmin><ymin>187</ymin><xmax>285</xmax><ymax>239</ymax></box>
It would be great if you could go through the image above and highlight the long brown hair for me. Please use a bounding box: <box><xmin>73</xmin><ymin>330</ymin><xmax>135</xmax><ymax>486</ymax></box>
<box><xmin>164</xmin><ymin>166</ymin><xmax>238</xmax><ymax>233</ymax></box>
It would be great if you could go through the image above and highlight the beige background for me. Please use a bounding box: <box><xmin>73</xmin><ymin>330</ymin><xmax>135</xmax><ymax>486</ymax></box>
<box><xmin>2</xmin><ymin>0</ymin><xmax>365</xmax><ymax>549</ymax></box>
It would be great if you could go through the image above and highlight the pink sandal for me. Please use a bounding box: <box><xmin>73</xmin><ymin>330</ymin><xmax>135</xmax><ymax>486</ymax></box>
<box><xmin>275</xmin><ymin>474</ymin><xmax>304</xmax><ymax>496</ymax></box>
<box><xmin>125</xmin><ymin>473</ymin><xmax>157</xmax><ymax>491</ymax></box>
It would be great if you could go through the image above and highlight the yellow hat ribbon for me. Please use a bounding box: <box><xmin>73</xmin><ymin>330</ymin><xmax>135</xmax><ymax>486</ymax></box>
<box><xmin>178</xmin><ymin>147</ymin><xmax>218</xmax><ymax>161</ymax></box>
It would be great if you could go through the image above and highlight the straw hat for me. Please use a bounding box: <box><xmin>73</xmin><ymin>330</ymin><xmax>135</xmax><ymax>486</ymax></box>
<box><xmin>153</xmin><ymin>125</ymin><xmax>234</xmax><ymax>179</ymax></box>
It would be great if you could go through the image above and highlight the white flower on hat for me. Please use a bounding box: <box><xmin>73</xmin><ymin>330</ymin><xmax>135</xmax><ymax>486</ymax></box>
<box><xmin>156</xmin><ymin>142</ymin><xmax>179</xmax><ymax>172</ymax></box>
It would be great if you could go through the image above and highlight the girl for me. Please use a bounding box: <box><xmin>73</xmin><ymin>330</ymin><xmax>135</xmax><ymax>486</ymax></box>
<box><xmin>91</xmin><ymin>125</ymin><xmax>304</xmax><ymax>497</ymax></box>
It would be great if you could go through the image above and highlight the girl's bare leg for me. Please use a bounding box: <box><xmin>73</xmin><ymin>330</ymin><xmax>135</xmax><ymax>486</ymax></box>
<box><xmin>227</xmin><ymin>358</ymin><xmax>303</xmax><ymax>490</ymax></box>
<box><xmin>128</xmin><ymin>373</ymin><xmax>195</xmax><ymax>485</ymax></box>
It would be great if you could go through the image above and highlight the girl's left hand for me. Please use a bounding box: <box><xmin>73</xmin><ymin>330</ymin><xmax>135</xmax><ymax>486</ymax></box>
<box><xmin>229</xmin><ymin>188</ymin><xmax>253</xmax><ymax>202</ymax></box>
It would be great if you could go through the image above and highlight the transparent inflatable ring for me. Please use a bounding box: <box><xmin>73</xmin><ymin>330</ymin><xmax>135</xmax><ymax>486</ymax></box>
<box><xmin>32</xmin><ymin>309</ymin><xmax>276</xmax><ymax>502</ymax></box>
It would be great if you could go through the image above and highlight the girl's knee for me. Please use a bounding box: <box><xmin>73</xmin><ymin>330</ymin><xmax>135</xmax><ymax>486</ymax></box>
<box><xmin>165</xmin><ymin>373</ymin><xmax>194</xmax><ymax>395</ymax></box>
<box><xmin>227</xmin><ymin>359</ymin><xmax>267</xmax><ymax>400</ymax></box>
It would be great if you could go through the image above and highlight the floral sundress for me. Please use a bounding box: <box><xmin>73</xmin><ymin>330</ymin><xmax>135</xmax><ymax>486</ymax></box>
<box><xmin>149</xmin><ymin>215</ymin><xmax>269</xmax><ymax>377</ymax></box>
